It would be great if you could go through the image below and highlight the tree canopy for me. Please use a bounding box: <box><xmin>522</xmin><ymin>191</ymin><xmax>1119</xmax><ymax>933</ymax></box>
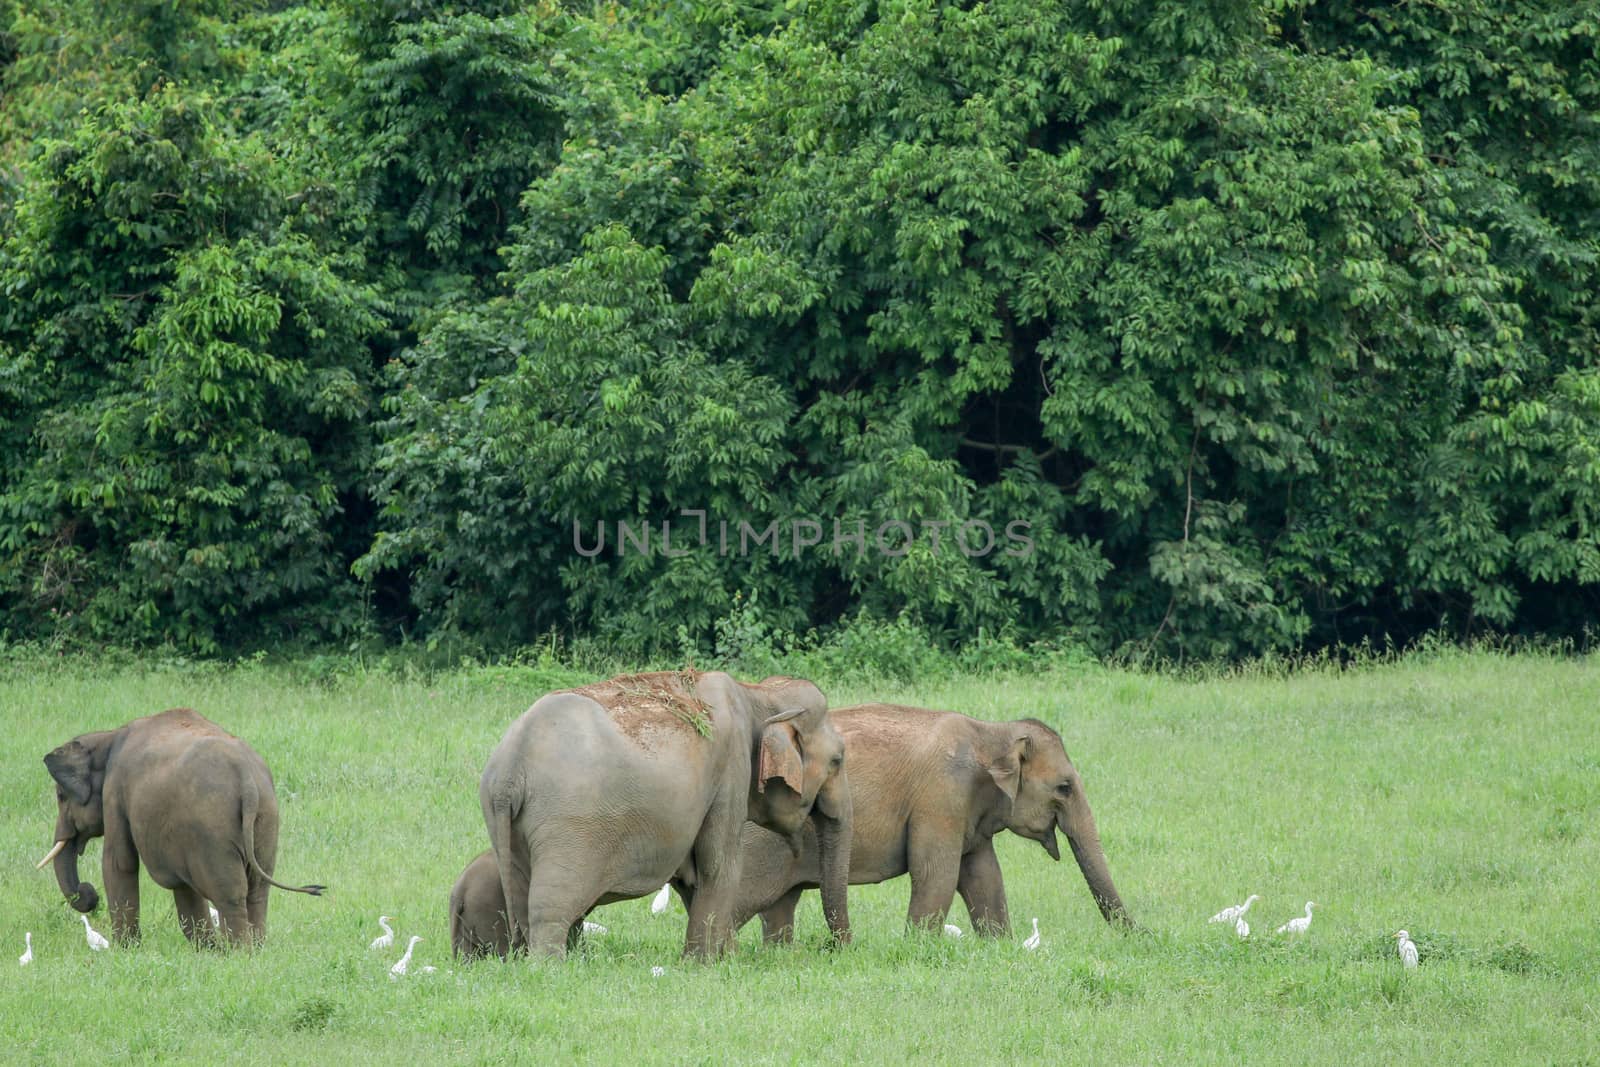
<box><xmin>2</xmin><ymin>0</ymin><xmax>1596</xmax><ymax>658</ymax></box>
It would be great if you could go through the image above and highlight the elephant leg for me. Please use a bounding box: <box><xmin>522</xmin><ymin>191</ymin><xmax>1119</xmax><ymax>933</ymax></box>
<box><xmin>523</xmin><ymin>859</ymin><xmax>602</xmax><ymax>960</ymax></box>
<box><xmin>905</xmin><ymin>820</ymin><xmax>963</xmax><ymax>932</ymax></box>
<box><xmin>172</xmin><ymin>886</ymin><xmax>213</xmax><ymax>948</ymax></box>
<box><xmin>245</xmin><ymin>874</ymin><xmax>271</xmax><ymax>946</ymax></box>
<box><xmin>760</xmin><ymin>888</ymin><xmax>803</xmax><ymax>944</ymax></box>
<box><xmin>102</xmin><ymin>820</ymin><xmax>142</xmax><ymax>944</ymax></box>
<box><xmin>683</xmin><ymin>803</ymin><xmax>743</xmax><ymax>960</ymax></box>
<box><xmin>956</xmin><ymin>839</ymin><xmax>1011</xmax><ymax>937</ymax></box>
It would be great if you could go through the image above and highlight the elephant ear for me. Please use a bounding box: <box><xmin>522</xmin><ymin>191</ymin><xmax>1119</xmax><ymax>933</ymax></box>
<box><xmin>986</xmin><ymin>735</ymin><xmax>1030</xmax><ymax>801</ymax></box>
<box><xmin>44</xmin><ymin>740</ymin><xmax>94</xmax><ymax>806</ymax></box>
<box><xmin>758</xmin><ymin>719</ymin><xmax>804</xmax><ymax>795</ymax></box>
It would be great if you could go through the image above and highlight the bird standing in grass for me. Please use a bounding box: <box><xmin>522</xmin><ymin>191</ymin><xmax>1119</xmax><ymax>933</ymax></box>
<box><xmin>651</xmin><ymin>885</ymin><xmax>672</xmax><ymax>914</ymax></box>
<box><xmin>1276</xmin><ymin>902</ymin><xmax>1316</xmax><ymax>935</ymax></box>
<box><xmin>1209</xmin><ymin>895</ymin><xmax>1260</xmax><ymax>924</ymax></box>
<box><xmin>944</xmin><ymin>924</ymin><xmax>963</xmax><ymax>938</ymax></box>
<box><xmin>1023</xmin><ymin>917</ymin><xmax>1041</xmax><ymax>951</ymax></box>
<box><xmin>390</xmin><ymin>935</ymin><xmax>422</xmax><ymax>978</ymax></box>
<box><xmin>1235</xmin><ymin>917</ymin><xmax>1249</xmax><ymax>939</ymax></box>
<box><xmin>19</xmin><ymin>933</ymin><xmax>32</xmax><ymax>966</ymax></box>
<box><xmin>369</xmin><ymin>916</ymin><xmax>395</xmax><ymax>951</ymax></box>
<box><xmin>81</xmin><ymin>915</ymin><xmax>109</xmax><ymax>951</ymax></box>
<box><xmin>582</xmin><ymin>921</ymin><xmax>607</xmax><ymax>935</ymax></box>
<box><xmin>208</xmin><ymin>905</ymin><xmax>221</xmax><ymax>931</ymax></box>
<box><xmin>1395</xmin><ymin>930</ymin><xmax>1418</xmax><ymax>969</ymax></box>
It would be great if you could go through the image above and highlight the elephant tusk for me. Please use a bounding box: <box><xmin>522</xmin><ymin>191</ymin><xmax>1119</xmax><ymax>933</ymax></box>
<box><xmin>35</xmin><ymin>840</ymin><xmax>68</xmax><ymax>870</ymax></box>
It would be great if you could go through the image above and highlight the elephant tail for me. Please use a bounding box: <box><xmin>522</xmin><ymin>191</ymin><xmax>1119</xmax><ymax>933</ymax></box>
<box><xmin>448</xmin><ymin>878</ymin><xmax>467</xmax><ymax>958</ymax></box>
<box><xmin>240</xmin><ymin>776</ymin><xmax>326</xmax><ymax>897</ymax></box>
<box><xmin>487</xmin><ymin>798</ymin><xmax>530</xmax><ymax>945</ymax></box>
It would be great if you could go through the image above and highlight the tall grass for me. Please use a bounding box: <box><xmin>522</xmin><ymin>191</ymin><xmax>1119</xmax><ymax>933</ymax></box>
<box><xmin>2</xmin><ymin>649</ymin><xmax>1595</xmax><ymax>1063</ymax></box>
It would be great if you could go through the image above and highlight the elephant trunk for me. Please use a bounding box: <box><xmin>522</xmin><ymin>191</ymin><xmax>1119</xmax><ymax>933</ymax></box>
<box><xmin>1060</xmin><ymin>809</ymin><xmax>1131</xmax><ymax>928</ymax></box>
<box><xmin>814</xmin><ymin>781</ymin><xmax>852</xmax><ymax>945</ymax></box>
<box><xmin>52</xmin><ymin>836</ymin><xmax>98</xmax><ymax>913</ymax></box>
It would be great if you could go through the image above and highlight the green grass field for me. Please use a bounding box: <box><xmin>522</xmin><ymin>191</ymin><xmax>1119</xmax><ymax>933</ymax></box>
<box><xmin>2</xmin><ymin>650</ymin><xmax>1597</xmax><ymax>1064</ymax></box>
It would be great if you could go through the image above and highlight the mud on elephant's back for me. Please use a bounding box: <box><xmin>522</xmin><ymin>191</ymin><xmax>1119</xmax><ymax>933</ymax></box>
<box><xmin>558</xmin><ymin>671</ymin><xmax>716</xmax><ymax>741</ymax></box>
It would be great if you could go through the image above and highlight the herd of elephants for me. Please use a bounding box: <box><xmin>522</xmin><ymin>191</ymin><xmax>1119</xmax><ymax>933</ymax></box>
<box><xmin>36</xmin><ymin>670</ymin><xmax>1132</xmax><ymax>959</ymax></box>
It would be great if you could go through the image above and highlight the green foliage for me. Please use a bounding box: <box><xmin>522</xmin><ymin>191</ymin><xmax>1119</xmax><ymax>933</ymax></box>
<box><xmin>1</xmin><ymin>0</ymin><xmax>1596</xmax><ymax>658</ymax></box>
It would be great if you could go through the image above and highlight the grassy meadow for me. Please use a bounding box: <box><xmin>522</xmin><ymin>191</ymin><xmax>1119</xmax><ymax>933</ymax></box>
<box><xmin>1</xmin><ymin>650</ymin><xmax>1596</xmax><ymax>1064</ymax></box>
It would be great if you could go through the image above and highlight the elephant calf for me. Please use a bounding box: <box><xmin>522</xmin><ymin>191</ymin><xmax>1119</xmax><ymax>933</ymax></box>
<box><xmin>39</xmin><ymin>707</ymin><xmax>325</xmax><ymax>946</ymax></box>
<box><xmin>449</xmin><ymin>850</ymin><xmax>517</xmax><ymax>960</ymax></box>
<box><xmin>734</xmin><ymin>704</ymin><xmax>1132</xmax><ymax>940</ymax></box>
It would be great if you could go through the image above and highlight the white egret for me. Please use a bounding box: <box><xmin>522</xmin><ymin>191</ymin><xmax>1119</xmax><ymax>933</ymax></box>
<box><xmin>1209</xmin><ymin>894</ymin><xmax>1260</xmax><ymax>924</ymax></box>
<box><xmin>208</xmin><ymin>905</ymin><xmax>221</xmax><ymax>930</ymax></box>
<box><xmin>368</xmin><ymin>915</ymin><xmax>395</xmax><ymax>951</ymax></box>
<box><xmin>81</xmin><ymin>915</ymin><xmax>109</xmax><ymax>951</ymax></box>
<box><xmin>1395</xmin><ymin>930</ymin><xmax>1418</xmax><ymax>969</ymax></box>
<box><xmin>419</xmin><ymin>965</ymin><xmax>437</xmax><ymax>975</ymax></box>
<box><xmin>651</xmin><ymin>884</ymin><xmax>672</xmax><ymax>915</ymax></box>
<box><xmin>1235</xmin><ymin>917</ymin><xmax>1249</xmax><ymax>939</ymax></box>
<box><xmin>389</xmin><ymin>935</ymin><xmax>422</xmax><ymax>978</ymax></box>
<box><xmin>651</xmin><ymin>965</ymin><xmax>666</xmax><ymax>977</ymax></box>
<box><xmin>943</xmin><ymin>924</ymin><xmax>963</xmax><ymax>938</ymax></box>
<box><xmin>582</xmin><ymin>921</ymin><xmax>607</xmax><ymax>935</ymax></box>
<box><xmin>1023</xmin><ymin>917</ymin><xmax>1041</xmax><ymax>951</ymax></box>
<box><xmin>19</xmin><ymin>933</ymin><xmax>32</xmax><ymax>966</ymax></box>
<box><xmin>1276</xmin><ymin>902</ymin><xmax>1316</xmax><ymax>935</ymax></box>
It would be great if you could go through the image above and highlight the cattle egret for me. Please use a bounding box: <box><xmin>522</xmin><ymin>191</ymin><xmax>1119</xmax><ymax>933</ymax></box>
<box><xmin>368</xmin><ymin>915</ymin><xmax>395</xmax><ymax>951</ymax></box>
<box><xmin>1235</xmin><ymin>917</ymin><xmax>1249</xmax><ymax>939</ymax></box>
<box><xmin>208</xmin><ymin>905</ymin><xmax>221</xmax><ymax>930</ymax></box>
<box><xmin>1209</xmin><ymin>894</ymin><xmax>1260</xmax><ymax>924</ymax></box>
<box><xmin>1395</xmin><ymin>930</ymin><xmax>1418</xmax><ymax>969</ymax></box>
<box><xmin>81</xmin><ymin>915</ymin><xmax>109</xmax><ymax>951</ymax></box>
<box><xmin>1023</xmin><ymin>917</ymin><xmax>1041</xmax><ymax>951</ymax></box>
<box><xmin>582</xmin><ymin>921</ymin><xmax>607</xmax><ymax>935</ymax></box>
<box><xmin>944</xmin><ymin>924</ymin><xmax>963</xmax><ymax>938</ymax></box>
<box><xmin>1276</xmin><ymin>902</ymin><xmax>1316</xmax><ymax>935</ymax></box>
<box><xmin>389</xmin><ymin>935</ymin><xmax>422</xmax><ymax>978</ymax></box>
<box><xmin>651</xmin><ymin>965</ymin><xmax>666</xmax><ymax>977</ymax></box>
<box><xmin>419</xmin><ymin>965</ymin><xmax>437</xmax><ymax>975</ymax></box>
<box><xmin>19</xmin><ymin>933</ymin><xmax>32</xmax><ymax>966</ymax></box>
<box><xmin>651</xmin><ymin>884</ymin><xmax>672</xmax><ymax>914</ymax></box>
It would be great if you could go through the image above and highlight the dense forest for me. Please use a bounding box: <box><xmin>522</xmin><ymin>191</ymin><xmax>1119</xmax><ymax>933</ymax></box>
<box><xmin>1</xmin><ymin>0</ymin><xmax>1596</xmax><ymax>659</ymax></box>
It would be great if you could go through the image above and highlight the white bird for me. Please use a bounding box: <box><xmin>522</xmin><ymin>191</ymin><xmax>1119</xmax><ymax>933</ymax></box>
<box><xmin>1022</xmin><ymin>917</ymin><xmax>1041</xmax><ymax>951</ymax></box>
<box><xmin>419</xmin><ymin>965</ymin><xmax>437</xmax><ymax>975</ymax></box>
<box><xmin>208</xmin><ymin>905</ymin><xmax>221</xmax><ymax>930</ymax></box>
<box><xmin>651</xmin><ymin>965</ymin><xmax>666</xmax><ymax>977</ymax></box>
<box><xmin>1235</xmin><ymin>917</ymin><xmax>1250</xmax><ymax>939</ymax></box>
<box><xmin>582</xmin><ymin>921</ymin><xmax>607</xmax><ymax>935</ymax></box>
<box><xmin>1209</xmin><ymin>894</ymin><xmax>1260</xmax><ymax>924</ymax></box>
<box><xmin>389</xmin><ymin>935</ymin><xmax>422</xmax><ymax>978</ymax></box>
<box><xmin>19</xmin><ymin>932</ymin><xmax>32</xmax><ymax>966</ymax></box>
<box><xmin>1276</xmin><ymin>902</ymin><xmax>1316</xmax><ymax>935</ymax></box>
<box><xmin>651</xmin><ymin>884</ymin><xmax>672</xmax><ymax>914</ymax></box>
<box><xmin>368</xmin><ymin>915</ymin><xmax>395</xmax><ymax>951</ymax></box>
<box><xmin>81</xmin><ymin>915</ymin><xmax>109</xmax><ymax>951</ymax></box>
<box><xmin>943</xmin><ymin>923</ymin><xmax>963</xmax><ymax>938</ymax></box>
<box><xmin>1395</xmin><ymin>930</ymin><xmax>1418</xmax><ymax>969</ymax></box>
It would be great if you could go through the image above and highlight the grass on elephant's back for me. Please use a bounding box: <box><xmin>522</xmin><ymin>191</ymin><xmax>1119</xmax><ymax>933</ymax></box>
<box><xmin>1</xmin><ymin>650</ymin><xmax>1598</xmax><ymax>1063</ymax></box>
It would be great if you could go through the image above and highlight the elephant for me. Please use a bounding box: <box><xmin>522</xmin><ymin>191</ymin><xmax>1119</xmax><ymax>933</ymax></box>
<box><xmin>38</xmin><ymin>707</ymin><xmax>325</xmax><ymax>946</ymax></box>
<box><xmin>480</xmin><ymin>671</ymin><xmax>851</xmax><ymax>960</ymax></box>
<box><xmin>730</xmin><ymin>704</ymin><xmax>1132</xmax><ymax>940</ymax></box>
<box><xmin>449</xmin><ymin>850</ymin><xmax>518</xmax><ymax>960</ymax></box>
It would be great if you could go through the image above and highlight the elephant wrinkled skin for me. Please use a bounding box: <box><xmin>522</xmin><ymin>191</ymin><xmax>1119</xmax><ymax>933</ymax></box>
<box><xmin>479</xmin><ymin>671</ymin><xmax>851</xmax><ymax>960</ymax></box>
<box><xmin>733</xmin><ymin>704</ymin><xmax>1132</xmax><ymax>940</ymax></box>
<box><xmin>40</xmin><ymin>707</ymin><xmax>324</xmax><ymax>946</ymax></box>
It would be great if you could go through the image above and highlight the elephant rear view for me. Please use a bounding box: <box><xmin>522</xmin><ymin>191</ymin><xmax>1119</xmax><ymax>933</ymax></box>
<box><xmin>39</xmin><ymin>707</ymin><xmax>325</xmax><ymax>947</ymax></box>
<box><xmin>480</xmin><ymin>671</ymin><xmax>851</xmax><ymax>960</ymax></box>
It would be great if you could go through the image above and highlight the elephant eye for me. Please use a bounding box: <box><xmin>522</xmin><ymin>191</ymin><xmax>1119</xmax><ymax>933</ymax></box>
<box><xmin>1055</xmin><ymin>781</ymin><xmax>1073</xmax><ymax>797</ymax></box>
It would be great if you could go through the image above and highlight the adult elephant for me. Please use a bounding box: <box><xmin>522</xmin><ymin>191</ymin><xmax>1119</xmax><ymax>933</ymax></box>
<box><xmin>37</xmin><ymin>707</ymin><xmax>325</xmax><ymax>946</ymax></box>
<box><xmin>734</xmin><ymin>704</ymin><xmax>1131</xmax><ymax>940</ymax></box>
<box><xmin>480</xmin><ymin>671</ymin><xmax>851</xmax><ymax>960</ymax></box>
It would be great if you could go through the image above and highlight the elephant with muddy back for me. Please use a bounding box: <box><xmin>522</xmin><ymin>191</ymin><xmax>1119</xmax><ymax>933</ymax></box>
<box><xmin>479</xmin><ymin>671</ymin><xmax>851</xmax><ymax>960</ymax></box>
<box><xmin>735</xmin><ymin>704</ymin><xmax>1132</xmax><ymax>940</ymax></box>
<box><xmin>38</xmin><ymin>707</ymin><xmax>325</xmax><ymax>946</ymax></box>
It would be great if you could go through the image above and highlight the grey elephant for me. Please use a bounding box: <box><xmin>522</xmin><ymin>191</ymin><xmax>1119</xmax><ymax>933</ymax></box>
<box><xmin>38</xmin><ymin>707</ymin><xmax>325</xmax><ymax>946</ymax></box>
<box><xmin>733</xmin><ymin>704</ymin><xmax>1131</xmax><ymax>940</ymax></box>
<box><xmin>480</xmin><ymin>671</ymin><xmax>851</xmax><ymax>960</ymax></box>
<box><xmin>449</xmin><ymin>850</ymin><xmax>518</xmax><ymax>960</ymax></box>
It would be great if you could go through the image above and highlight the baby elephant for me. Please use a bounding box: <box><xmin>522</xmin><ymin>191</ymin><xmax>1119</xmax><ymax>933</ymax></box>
<box><xmin>39</xmin><ymin>707</ymin><xmax>324</xmax><ymax>946</ymax></box>
<box><xmin>449</xmin><ymin>851</ymin><xmax>519</xmax><ymax>960</ymax></box>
